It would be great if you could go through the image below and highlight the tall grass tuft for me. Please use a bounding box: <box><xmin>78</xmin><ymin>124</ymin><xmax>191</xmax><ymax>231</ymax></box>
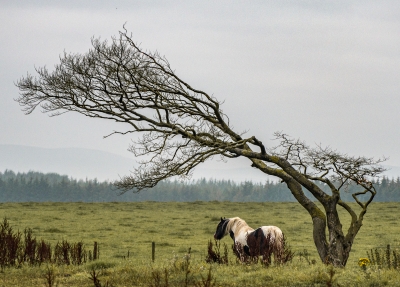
<box><xmin>298</xmin><ymin>249</ymin><xmax>315</xmax><ymax>265</ymax></box>
<box><xmin>0</xmin><ymin>217</ymin><xmax>93</xmax><ymax>268</ymax></box>
<box><xmin>70</xmin><ymin>241</ymin><xmax>86</xmax><ymax>265</ymax></box>
<box><xmin>54</xmin><ymin>240</ymin><xmax>71</xmax><ymax>265</ymax></box>
<box><xmin>366</xmin><ymin>244</ymin><xmax>400</xmax><ymax>269</ymax></box>
<box><xmin>43</xmin><ymin>265</ymin><xmax>57</xmax><ymax>287</ymax></box>
<box><xmin>149</xmin><ymin>268</ymin><xmax>169</xmax><ymax>287</ymax></box>
<box><xmin>88</xmin><ymin>268</ymin><xmax>103</xmax><ymax>287</ymax></box>
<box><xmin>150</xmin><ymin>249</ymin><xmax>218</xmax><ymax>287</ymax></box>
<box><xmin>193</xmin><ymin>266</ymin><xmax>216</xmax><ymax>287</ymax></box>
<box><xmin>205</xmin><ymin>240</ymin><xmax>228</xmax><ymax>264</ymax></box>
<box><xmin>0</xmin><ymin>218</ymin><xmax>22</xmax><ymax>269</ymax></box>
<box><xmin>23</xmin><ymin>228</ymin><xmax>37</xmax><ymax>265</ymax></box>
<box><xmin>278</xmin><ymin>233</ymin><xmax>295</xmax><ymax>264</ymax></box>
<box><xmin>37</xmin><ymin>239</ymin><xmax>52</xmax><ymax>265</ymax></box>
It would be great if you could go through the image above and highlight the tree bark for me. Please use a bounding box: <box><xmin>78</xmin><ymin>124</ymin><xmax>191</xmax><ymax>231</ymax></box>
<box><xmin>325</xmin><ymin>199</ymin><xmax>347</xmax><ymax>266</ymax></box>
<box><xmin>285</xmin><ymin>179</ymin><xmax>330</xmax><ymax>264</ymax></box>
<box><xmin>312</xmin><ymin>216</ymin><xmax>329</xmax><ymax>263</ymax></box>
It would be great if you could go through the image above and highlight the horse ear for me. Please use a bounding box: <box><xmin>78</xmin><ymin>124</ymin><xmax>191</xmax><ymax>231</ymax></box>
<box><xmin>220</xmin><ymin>217</ymin><xmax>224</xmax><ymax>221</ymax></box>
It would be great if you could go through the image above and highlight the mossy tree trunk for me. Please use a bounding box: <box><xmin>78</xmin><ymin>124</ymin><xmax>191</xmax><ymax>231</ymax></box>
<box><xmin>243</xmin><ymin>147</ymin><xmax>377</xmax><ymax>267</ymax></box>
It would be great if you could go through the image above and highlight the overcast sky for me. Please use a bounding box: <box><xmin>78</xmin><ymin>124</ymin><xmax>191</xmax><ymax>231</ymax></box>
<box><xmin>1</xmin><ymin>1</ymin><xmax>400</xmax><ymax>180</ymax></box>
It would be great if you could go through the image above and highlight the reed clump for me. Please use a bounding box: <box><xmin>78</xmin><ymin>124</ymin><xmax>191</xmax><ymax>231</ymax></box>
<box><xmin>205</xmin><ymin>240</ymin><xmax>228</xmax><ymax>264</ymax></box>
<box><xmin>0</xmin><ymin>218</ymin><xmax>97</xmax><ymax>268</ymax></box>
<box><xmin>366</xmin><ymin>244</ymin><xmax>399</xmax><ymax>270</ymax></box>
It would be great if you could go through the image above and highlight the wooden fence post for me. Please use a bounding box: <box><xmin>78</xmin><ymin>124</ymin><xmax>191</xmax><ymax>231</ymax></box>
<box><xmin>152</xmin><ymin>242</ymin><xmax>155</xmax><ymax>262</ymax></box>
<box><xmin>93</xmin><ymin>241</ymin><xmax>98</xmax><ymax>260</ymax></box>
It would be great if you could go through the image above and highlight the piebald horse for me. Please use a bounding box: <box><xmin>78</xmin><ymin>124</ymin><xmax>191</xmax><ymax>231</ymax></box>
<box><xmin>214</xmin><ymin>217</ymin><xmax>284</xmax><ymax>263</ymax></box>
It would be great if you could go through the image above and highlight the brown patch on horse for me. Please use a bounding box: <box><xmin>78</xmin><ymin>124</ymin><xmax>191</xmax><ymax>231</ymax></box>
<box><xmin>245</xmin><ymin>228</ymin><xmax>266</xmax><ymax>256</ymax></box>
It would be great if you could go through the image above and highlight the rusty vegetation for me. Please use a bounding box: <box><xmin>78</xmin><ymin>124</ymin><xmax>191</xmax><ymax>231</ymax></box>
<box><xmin>0</xmin><ymin>218</ymin><xmax>97</xmax><ymax>268</ymax></box>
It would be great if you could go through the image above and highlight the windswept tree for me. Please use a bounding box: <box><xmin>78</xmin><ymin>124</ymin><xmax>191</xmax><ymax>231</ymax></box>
<box><xmin>16</xmin><ymin>28</ymin><xmax>385</xmax><ymax>267</ymax></box>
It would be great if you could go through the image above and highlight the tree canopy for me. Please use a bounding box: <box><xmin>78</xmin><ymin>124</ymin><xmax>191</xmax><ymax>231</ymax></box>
<box><xmin>16</xmin><ymin>28</ymin><xmax>386</xmax><ymax>267</ymax></box>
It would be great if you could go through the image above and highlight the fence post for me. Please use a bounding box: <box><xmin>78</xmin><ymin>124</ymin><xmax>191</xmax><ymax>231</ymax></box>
<box><xmin>152</xmin><ymin>242</ymin><xmax>155</xmax><ymax>262</ymax></box>
<box><xmin>93</xmin><ymin>241</ymin><xmax>98</xmax><ymax>260</ymax></box>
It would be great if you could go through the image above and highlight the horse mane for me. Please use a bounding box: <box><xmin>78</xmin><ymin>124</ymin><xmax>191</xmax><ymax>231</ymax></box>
<box><xmin>227</xmin><ymin>217</ymin><xmax>254</xmax><ymax>234</ymax></box>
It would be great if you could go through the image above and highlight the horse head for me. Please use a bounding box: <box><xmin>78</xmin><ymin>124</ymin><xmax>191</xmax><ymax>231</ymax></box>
<box><xmin>214</xmin><ymin>217</ymin><xmax>230</xmax><ymax>240</ymax></box>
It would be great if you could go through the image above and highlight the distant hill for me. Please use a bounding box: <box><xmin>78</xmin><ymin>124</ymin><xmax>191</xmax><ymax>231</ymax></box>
<box><xmin>0</xmin><ymin>144</ymin><xmax>133</xmax><ymax>181</ymax></box>
<box><xmin>1</xmin><ymin>144</ymin><xmax>399</xmax><ymax>182</ymax></box>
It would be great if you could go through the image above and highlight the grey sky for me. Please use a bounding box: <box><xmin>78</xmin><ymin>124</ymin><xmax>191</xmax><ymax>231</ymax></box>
<box><xmin>1</xmin><ymin>1</ymin><xmax>400</xmax><ymax>180</ymax></box>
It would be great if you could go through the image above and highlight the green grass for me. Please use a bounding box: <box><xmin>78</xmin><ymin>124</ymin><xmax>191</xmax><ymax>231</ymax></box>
<box><xmin>0</xmin><ymin>201</ymin><xmax>400</xmax><ymax>286</ymax></box>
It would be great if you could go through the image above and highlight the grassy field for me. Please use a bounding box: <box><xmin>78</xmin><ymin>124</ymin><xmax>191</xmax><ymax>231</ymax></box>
<box><xmin>0</xmin><ymin>201</ymin><xmax>400</xmax><ymax>286</ymax></box>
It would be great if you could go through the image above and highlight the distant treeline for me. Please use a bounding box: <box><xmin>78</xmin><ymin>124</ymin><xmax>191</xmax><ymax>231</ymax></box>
<box><xmin>1</xmin><ymin>170</ymin><xmax>400</xmax><ymax>202</ymax></box>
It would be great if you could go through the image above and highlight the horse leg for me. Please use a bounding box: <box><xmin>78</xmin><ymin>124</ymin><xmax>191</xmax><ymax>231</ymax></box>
<box><xmin>234</xmin><ymin>242</ymin><xmax>246</xmax><ymax>262</ymax></box>
<box><xmin>274</xmin><ymin>237</ymin><xmax>284</xmax><ymax>264</ymax></box>
<box><xmin>262</xmin><ymin>252</ymin><xmax>271</xmax><ymax>265</ymax></box>
<box><xmin>273</xmin><ymin>249</ymin><xmax>278</xmax><ymax>264</ymax></box>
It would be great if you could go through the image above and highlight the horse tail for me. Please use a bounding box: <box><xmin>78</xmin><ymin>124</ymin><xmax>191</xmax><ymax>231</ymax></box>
<box><xmin>273</xmin><ymin>227</ymin><xmax>284</xmax><ymax>263</ymax></box>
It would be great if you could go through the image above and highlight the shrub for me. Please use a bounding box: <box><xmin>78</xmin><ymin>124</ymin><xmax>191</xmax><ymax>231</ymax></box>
<box><xmin>0</xmin><ymin>218</ymin><xmax>22</xmax><ymax>268</ymax></box>
<box><xmin>205</xmin><ymin>240</ymin><xmax>228</xmax><ymax>264</ymax></box>
<box><xmin>0</xmin><ymin>217</ymin><xmax>94</xmax><ymax>268</ymax></box>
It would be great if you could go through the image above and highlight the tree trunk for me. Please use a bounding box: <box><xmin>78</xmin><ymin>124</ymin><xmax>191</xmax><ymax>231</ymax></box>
<box><xmin>284</xmin><ymin>179</ymin><xmax>330</xmax><ymax>263</ymax></box>
<box><xmin>324</xmin><ymin>199</ymin><xmax>358</xmax><ymax>267</ymax></box>
<box><xmin>312</xmin><ymin>216</ymin><xmax>328</xmax><ymax>263</ymax></box>
<box><xmin>286</xmin><ymin>178</ymin><xmax>355</xmax><ymax>266</ymax></box>
<box><xmin>250</xmin><ymin>157</ymin><xmax>362</xmax><ymax>267</ymax></box>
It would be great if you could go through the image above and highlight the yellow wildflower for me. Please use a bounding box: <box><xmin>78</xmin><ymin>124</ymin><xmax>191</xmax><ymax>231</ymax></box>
<box><xmin>358</xmin><ymin>258</ymin><xmax>370</xmax><ymax>267</ymax></box>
